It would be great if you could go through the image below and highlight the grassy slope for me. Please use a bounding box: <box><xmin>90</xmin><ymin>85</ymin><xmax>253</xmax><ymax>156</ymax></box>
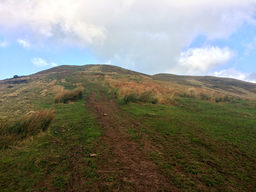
<box><xmin>121</xmin><ymin>98</ymin><xmax>256</xmax><ymax>191</ymax></box>
<box><xmin>0</xmin><ymin>65</ymin><xmax>256</xmax><ymax>191</ymax></box>
<box><xmin>1</xmin><ymin>100</ymin><xmax>101</xmax><ymax>191</ymax></box>
<box><xmin>153</xmin><ymin>73</ymin><xmax>256</xmax><ymax>97</ymax></box>
<box><xmin>0</xmin><ymin>75</ymin><xmax>101</xmax><ymax>191</ymax></box>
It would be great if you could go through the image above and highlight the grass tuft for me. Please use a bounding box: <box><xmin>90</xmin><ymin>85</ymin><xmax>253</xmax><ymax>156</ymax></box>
<box><xmin>122</xmin><ymin>93</ymin><xmax>158</xmax><ymax>104</ymax></box>
<box><xmin>0</xmin><ymin>109</ymin><xmax>54</xmax><ymax>148</ymax></box>
<box><xmin>54</xmin><ymin>86</ymin><xmax>84</xmax><ymax>104</ymax></box>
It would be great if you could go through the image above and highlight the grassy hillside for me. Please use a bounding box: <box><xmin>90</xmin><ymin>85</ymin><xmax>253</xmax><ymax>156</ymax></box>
<box><xmin>0</xmin><ymin>65</ymin><xmax>256</xmax><ymax>191</ymax></box>
<box><xmin>153</xmin><ymin>73</ymin><xmax>256</xmax><ymax>97</ymax></box>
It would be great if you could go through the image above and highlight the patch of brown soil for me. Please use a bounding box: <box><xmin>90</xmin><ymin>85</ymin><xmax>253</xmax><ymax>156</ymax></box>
<box><xmin>87</xmin><ymin>92</ymin><xmax>176</xmax><ymax>192</ymax></box>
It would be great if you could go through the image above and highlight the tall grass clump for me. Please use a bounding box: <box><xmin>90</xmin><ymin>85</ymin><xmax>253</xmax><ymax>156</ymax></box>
<box><xmin>215</xmin><ymin>95</ymin><xmax>237</xmax><ymax>103</ymax></box>
<box><xmin>123</xmin><ymin>94</ymin><xmax>138</xmax><ymax>104</ymax></box>
<box><xmin>104</xmin><ymin>76</ymin><xmax>176</xmax><ymax>104</ymax></box>
<box><xmin>54</xmin><ymin>86</ymin><xmax>84</xmax><ymax>104</ymax></box>
<box><xmin>199</xmin><ymin>93</ymin><xmax>212</xmax><ymax>101</ymax></box>
<box><xmin>0</xmin><ymin>109</ymin><xmax>54</xmax><ymax>148</ymax></box>
<box><xmin>122</xmin><ymin>92</ymin><xmax>158</xmax><ymax>104</ymax></box>
<box><xmin>180</xmin><ymin>88</ymin><xmax>240</xmax><ymax>103</ymax></box>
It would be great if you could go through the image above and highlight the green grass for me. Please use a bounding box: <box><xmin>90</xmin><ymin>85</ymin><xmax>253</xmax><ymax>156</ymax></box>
<box><xmin>0</xmin><ymin>97</ymin><xmax>101</xmax><ymax>191</ymax></box>
<box><xmin>121</xmin><ymin>97</ymin><xmax>256</xmax><ymax>191</ymax></box>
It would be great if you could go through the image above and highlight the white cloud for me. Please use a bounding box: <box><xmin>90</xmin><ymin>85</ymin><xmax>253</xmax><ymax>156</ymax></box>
<box><xmin>213</xmin><ymin>68</ymin><xmax>256</xmax><ymax>83</ymax></box>
<box><xmin>177</xmin><ymin>47</ymin><xmax>234</xmax><ymax>74</ymax></box>
<box><xmin>0</xmin><ymin>40</ymin><xmax>8</xmax><ymax>47</ymax></box>
<box><xmin>17</xmin><ymin>39</ymin><xmax>30</xmax><ymax>48</ymax></box>
<box><xmin>214</xmin><ymin>68</ymin><xmax>247</xmax><ymax>80</ymax></box>
<box><xmin>0</xmin><ymin>0</ymin><xmax>256</xmax><ymax>73</ymax></box>
<box><xmin>31</xmin><ymin>57</ymin><xmax>58</xmax><ymax>68</ymax></box>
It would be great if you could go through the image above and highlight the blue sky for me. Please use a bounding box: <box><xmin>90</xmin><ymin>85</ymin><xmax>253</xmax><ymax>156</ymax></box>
<box><xmin>0</xmin><ymin>0</ymin><xmax>256</xmax><ymax>82</ymax></box>
<box><xmin>0</xmin><ymin>41</ymin><xmax>100</xmax><ymax>79</ymax></box>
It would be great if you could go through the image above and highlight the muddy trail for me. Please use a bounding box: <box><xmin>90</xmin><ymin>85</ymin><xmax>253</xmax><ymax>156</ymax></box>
<box><xmin>87</xmin><ymin>92</ymin><xmax>175</xmax><ymax>192</ymax></box>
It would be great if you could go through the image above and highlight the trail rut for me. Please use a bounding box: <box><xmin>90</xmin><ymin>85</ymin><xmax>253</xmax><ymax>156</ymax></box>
<box><xmin>87</xmin><ymin>92</ymin><xmax>175</xmax><ymax>192</ymax></box>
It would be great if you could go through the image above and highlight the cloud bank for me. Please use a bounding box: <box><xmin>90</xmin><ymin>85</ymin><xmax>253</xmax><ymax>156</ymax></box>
<box><xmin>0</xmin><ymin>0</ymin><xmax>256</xmax><ymax>74</ymax></box>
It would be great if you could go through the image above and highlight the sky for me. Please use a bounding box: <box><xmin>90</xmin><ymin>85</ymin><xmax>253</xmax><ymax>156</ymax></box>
<box><xmin>0</xmin><ymin>0</ymin><xmax>256</xmax><ymax>82</ymax></box>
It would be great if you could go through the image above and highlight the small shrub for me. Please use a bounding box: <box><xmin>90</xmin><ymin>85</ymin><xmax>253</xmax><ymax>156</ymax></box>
<box><xmin>54</xmin><ymin>86</ymin><xmax>84</xmax><ymax>104</ymax></box>
<box><xmin>138</xmin><ymin>92</ymin><xmax>158</xmax><ymax>104</ymax></box>
<box><xmin>151</xmin><ymin>98</ymin><xmax>158</xmax><ymax>104</ymax></box>
<box><xmin>199</xmin><ymin>93</ymin><xmax>211</xmax><ymax>101</ymax></box>
<box><xmin>215</xmin><ymin>97</ymin><xmax>222</xmax><ymax>103</ymax></box>
<box><xmin>123</xmin><ymin>94</ymin><xmax>138</xmax><ymax>104</ymax></box>
<box><xmin>0</xmin><ymin>109</ymin><xmax>54</xmax><ymax>148</ymax></box>
<box><xmin>223</xmin><ymin>95</ymin><xmax>231</xmax><ymax>102</ymax></box>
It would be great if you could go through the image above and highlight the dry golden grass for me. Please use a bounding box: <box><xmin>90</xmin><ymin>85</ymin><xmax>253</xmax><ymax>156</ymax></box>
<box><xmin>0</xmin><ymin>80</ymin><xmax>53</xmax><ymax>118</ymax></box>
<box><xmin>74</xmin><ymin>82</ymin><xmax>83</xmax><ymax>87</ymax></box>
<box><xmin>0</xmin><ymin>109</ymin><xmax>54</xmax><ymax>148</ymax></box>
<box><xmin>48</xmin><ymin>79</ymin><xmax>57</xmax><ymax>86</ymax></box>
<box><xmin>104</xmin><ymin>76</ymin><xmax>182</xmax><ymax>104</ymax></box>
<box><xmin>103</xmin><ymin>75</ymin><xmax>240</xmax><ymax>104</ymax></box>
<box><xmin>2</xmin><ymin>86</ymin><xmax>27</xmax><ymax>98</ymax></box>
<box><xmin>40</xmin><ymin>89</ymin><xmax>48</xmax><ymax>96</ymax></box>
<box><xmin>180</xmin><ymin>87</ymin><xmax>240</xmax><ymax>103</ymax></box>
<box><xmin>54</xmin><ymin>86</ymin><xmax>84</xmax><ymax>104</ymax></box>
<box><xmin>52</xmin><ymin>85</ymin><xmax>65</xmax><ymax>93</ymax></box>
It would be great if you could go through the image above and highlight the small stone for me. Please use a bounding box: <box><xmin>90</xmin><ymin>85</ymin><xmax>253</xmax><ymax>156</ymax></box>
<box><xmin>90</xmin><ymin>153</ymin><xmax>97</xmax><ymax>157</ymax></box>
<box><xmin>103</xmin><ymin>113</ymin><xmax>108</xmax><ymax>116</ymax></box>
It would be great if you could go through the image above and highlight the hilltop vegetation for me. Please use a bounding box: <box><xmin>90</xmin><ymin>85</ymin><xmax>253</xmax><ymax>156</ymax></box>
<box><xmin>0</xmin><ymin>65</ymin><xmax>256</xmax><ymax>191</ymax></box>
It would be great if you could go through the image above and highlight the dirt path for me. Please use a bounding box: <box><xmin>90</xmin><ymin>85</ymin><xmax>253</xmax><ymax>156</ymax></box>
<box><xmin>87</xmin><ymin>92</ymin><xmax>175</xmax><ymax>192</ymax></box>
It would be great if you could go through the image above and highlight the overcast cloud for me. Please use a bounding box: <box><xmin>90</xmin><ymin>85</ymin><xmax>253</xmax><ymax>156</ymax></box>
<box><xmin>0</xmin><ymin>0</ymin><xmax>256</xmax><ymax>74</ymax></box>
